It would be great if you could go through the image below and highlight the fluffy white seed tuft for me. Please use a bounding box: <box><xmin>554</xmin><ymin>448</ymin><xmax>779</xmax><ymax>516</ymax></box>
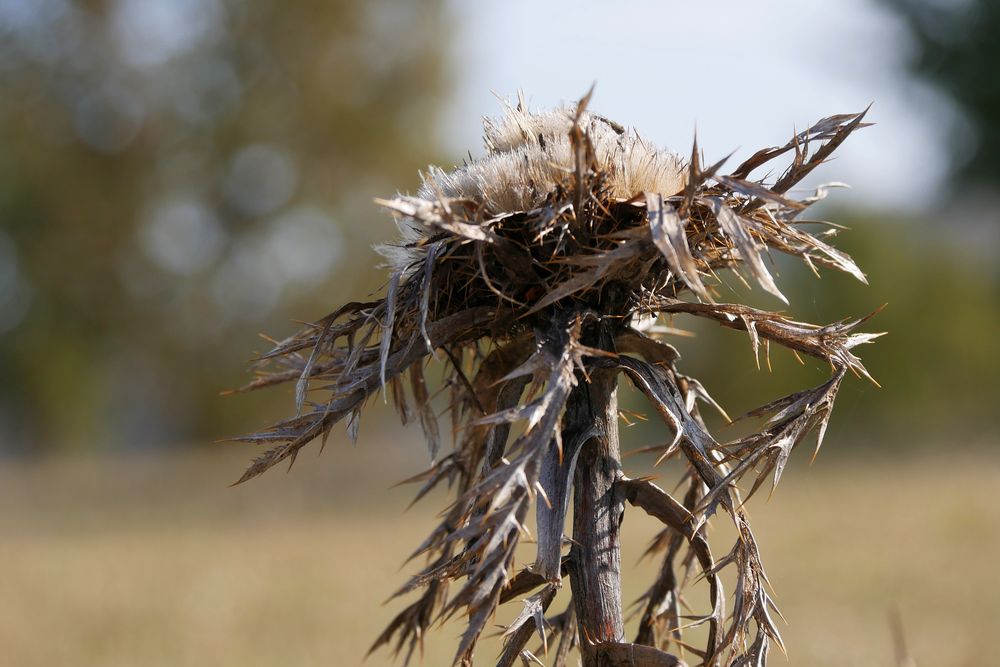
<box><xmin>377</xmin><ymin>104</ymin><xmax>686</xmax><ymax>273</ymax></box>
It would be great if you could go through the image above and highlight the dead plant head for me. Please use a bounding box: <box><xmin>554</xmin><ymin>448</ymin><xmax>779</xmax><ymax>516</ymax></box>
<box><xmin>234</xmin><ymin>88</ymin><xmax>880</xmax><ymax>667</ymax></box>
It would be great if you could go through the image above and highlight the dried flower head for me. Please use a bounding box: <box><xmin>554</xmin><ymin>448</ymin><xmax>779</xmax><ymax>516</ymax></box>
<box><xmin>235</xmin><ymin>89</ymin><xmax>880</xmax><ymax>667</ymax></box>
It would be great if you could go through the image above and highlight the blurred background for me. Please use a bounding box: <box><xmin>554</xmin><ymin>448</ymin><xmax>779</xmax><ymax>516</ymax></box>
<box><xmin>0</xmin><ymin>0</ymin><xmax>997</xmax><ymax>665</ymax></box>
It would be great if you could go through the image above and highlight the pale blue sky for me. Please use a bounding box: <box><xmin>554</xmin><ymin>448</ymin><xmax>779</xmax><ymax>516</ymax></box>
<box><xmin>444</xmin><ymin>0</ymin><xmax>951</xmax><ymax>211</ymax></box>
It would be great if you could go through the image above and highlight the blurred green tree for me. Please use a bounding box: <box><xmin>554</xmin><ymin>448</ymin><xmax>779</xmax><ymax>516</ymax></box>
<box><xmin>0</xmin><ymin>0</ymin><xmax>450</xmax><ymax>452</ymax></box>
<box><xmin>886</xmin><ymin>0</ymin><xmax>1000</xmax><ymax>188</ymax></box>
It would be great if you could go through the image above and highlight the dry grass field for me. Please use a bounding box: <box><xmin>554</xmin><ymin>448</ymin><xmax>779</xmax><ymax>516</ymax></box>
<box><xmin>1</xmin><ymin>442</ymin><xmax>997</xmax><ymax>667</ymax></box>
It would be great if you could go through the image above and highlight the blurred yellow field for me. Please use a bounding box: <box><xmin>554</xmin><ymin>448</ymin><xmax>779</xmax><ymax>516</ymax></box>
<box><xmin>1</xmin><ymin>445</ymin><xmax>996</xmax><ymax>667</ymax></box>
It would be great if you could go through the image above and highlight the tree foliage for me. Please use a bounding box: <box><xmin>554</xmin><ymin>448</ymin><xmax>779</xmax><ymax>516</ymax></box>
<box><xmin>886</xmin><ymin>0</ymin><xmax>1000</xmax><ymax>188</ymax></box>
<box><xmin>0</xmin><ymin>0</ymin><xmax>448</xmax><ymax>451</ymax></box>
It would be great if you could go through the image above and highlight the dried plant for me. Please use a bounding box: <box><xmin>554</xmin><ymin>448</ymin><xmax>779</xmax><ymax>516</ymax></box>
<box><xmin>234</xmin><ymin>89</ymin><xmax>880</xmax><ymax>667</ymax></box>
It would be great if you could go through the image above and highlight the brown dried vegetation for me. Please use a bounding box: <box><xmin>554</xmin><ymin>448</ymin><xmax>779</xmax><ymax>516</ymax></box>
<box><xmin>235</xmin><ymin>90</ymin><xmax>879</xmax><ymax>666</ymax></box>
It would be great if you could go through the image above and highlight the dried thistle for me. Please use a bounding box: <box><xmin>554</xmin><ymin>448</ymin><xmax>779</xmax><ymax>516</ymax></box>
<box><xmin>234</xmin><ymin>89</ymin><xmax>880</xmax><ymax>667</ymax></box>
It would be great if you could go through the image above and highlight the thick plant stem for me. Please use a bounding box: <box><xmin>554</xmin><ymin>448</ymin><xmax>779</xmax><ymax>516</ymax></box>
<box><xmin>566</xmin><ymin>359</ymin><xmax>625</xmax><ymax>665</ymax></box>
